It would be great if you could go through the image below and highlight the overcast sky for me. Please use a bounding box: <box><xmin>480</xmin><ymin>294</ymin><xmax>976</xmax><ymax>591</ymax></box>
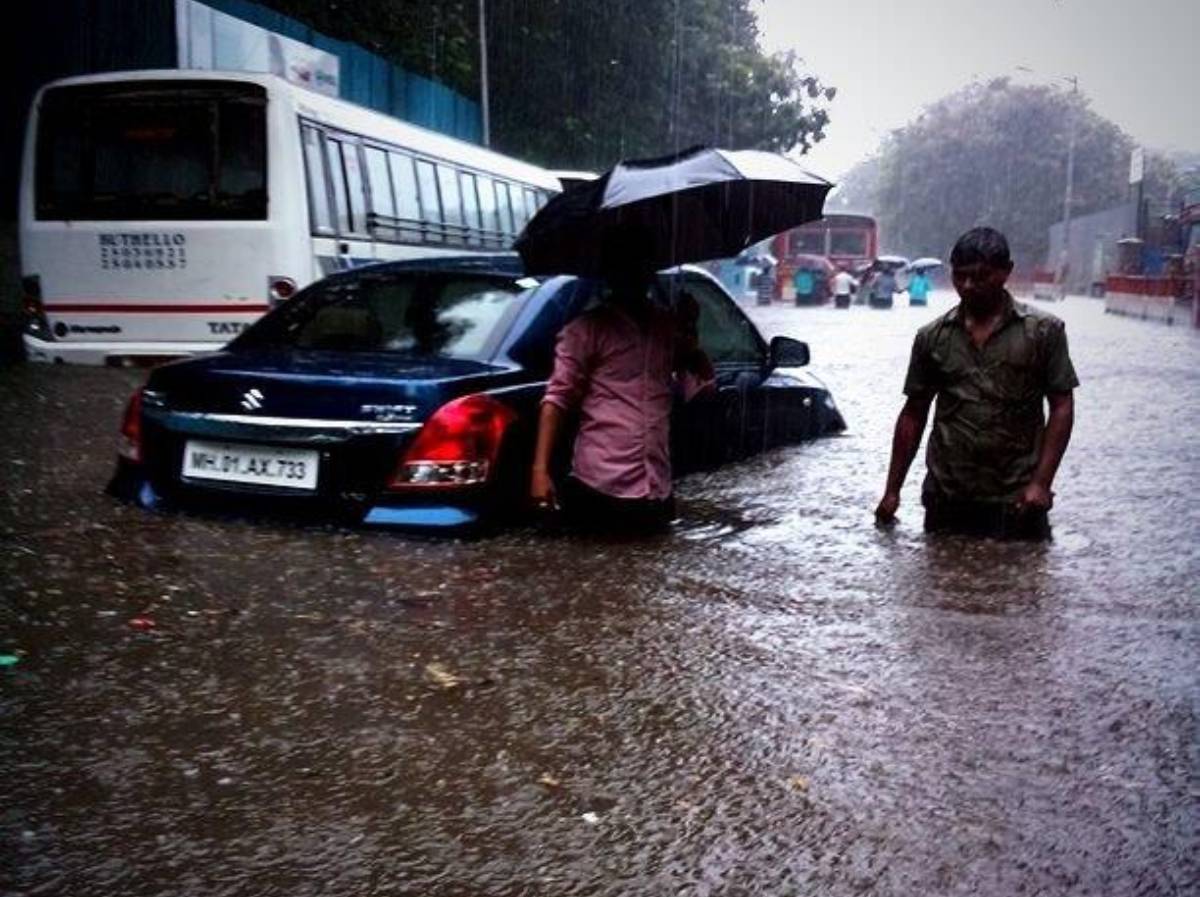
<box><xmin>755</xmin><ymin>0</ymin><xmax>1200</xmax><ymax>181</ymax></box>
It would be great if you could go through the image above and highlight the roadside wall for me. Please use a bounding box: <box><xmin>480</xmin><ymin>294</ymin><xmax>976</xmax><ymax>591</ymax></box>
<box><xmin>1047</xmin><ymin>202</ymin><xmax>1137</xmax><ymax>295</ymax></box>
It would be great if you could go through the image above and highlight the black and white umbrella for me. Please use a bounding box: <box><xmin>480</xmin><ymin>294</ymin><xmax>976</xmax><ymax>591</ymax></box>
<box><xmin>515</xmin><ymin>145</ymin><xmax>832</xmax><ymax>277</ymax></box>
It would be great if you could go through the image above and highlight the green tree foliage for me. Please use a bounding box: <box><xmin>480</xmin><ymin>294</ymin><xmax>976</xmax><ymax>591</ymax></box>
<box><xmin>259</xmin><ymin>0</ymin><xmax>833</xmax><ymax>169</ymax></box>
<box><xmin>487</xmin><ymin>0</ymin><xmax>832</xmax><ymax>168</ymax></box>
<box><xmin>871</xmin><ymin>78</ymin><xmax>1180</xmax><ymax>268</ymax></box>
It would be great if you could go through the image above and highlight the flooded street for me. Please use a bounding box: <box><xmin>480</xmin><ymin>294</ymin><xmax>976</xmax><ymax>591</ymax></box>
<box><xmin>2</xmin><ymin>294</ymin><xmax>1198</xmax><ymax>895</ymax></box>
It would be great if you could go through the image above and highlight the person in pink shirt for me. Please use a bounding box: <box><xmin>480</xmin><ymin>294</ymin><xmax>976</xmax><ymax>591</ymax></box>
<box><xmin>530</xmin><ymin>227</ymin><xmax>714</xmax><ymax>532</ymax></box>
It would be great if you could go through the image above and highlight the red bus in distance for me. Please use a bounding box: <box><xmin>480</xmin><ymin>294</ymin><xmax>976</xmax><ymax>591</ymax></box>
<box><xmin>770</xmin><ymin>213</ymin><xmax>879</xmax><ymax>302</ymax></box>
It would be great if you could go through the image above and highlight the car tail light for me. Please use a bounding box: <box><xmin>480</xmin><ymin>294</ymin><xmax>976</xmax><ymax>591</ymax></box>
<box><xmin>118</xmin><ymin>388</ymin><xmax>144</xmax><ymax>462</ymax></box>
<box><xmin>268</xmin><ymin>276</ymin><xmax>298</xmax><ymax>307</ymax></box>
<box><xmin>387</xmin><ymin>394</ymin><xmax>516</xmax><ymax>489</ymax></box>
<box><xmin>22</xmin><ymin>275</ymin><xmax>52</xmax><ymax>340</ymax></box>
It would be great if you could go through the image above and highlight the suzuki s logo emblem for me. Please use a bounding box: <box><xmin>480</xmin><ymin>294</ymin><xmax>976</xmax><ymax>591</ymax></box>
<box><xmin>240</xmin><ymin>388</ymin><xmax>264</xmax><ymax>411</ymax></box>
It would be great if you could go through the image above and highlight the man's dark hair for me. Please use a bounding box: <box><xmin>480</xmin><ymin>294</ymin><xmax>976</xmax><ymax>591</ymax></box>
<box><xmin>950</xmin><ymin>227</ymin><xmax>1012</xmax><ymax>269</ymax></box>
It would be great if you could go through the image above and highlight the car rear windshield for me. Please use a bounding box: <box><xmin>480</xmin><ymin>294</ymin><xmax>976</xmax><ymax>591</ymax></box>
<box><xmin>234</xmin><ymin>272</ymin><xmax>529</xmax><ymax>360</ymax></box>
<box><xmin>36</xmin><ymin>81</ymin><xmax>267</xmax><ymax>221</ymax></box>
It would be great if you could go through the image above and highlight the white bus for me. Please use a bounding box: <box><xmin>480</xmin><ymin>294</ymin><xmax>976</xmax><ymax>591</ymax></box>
<box><xmin>19</xmin><ymin>69</ymin><xmax>560</xmax><ymax>365</ymax></box>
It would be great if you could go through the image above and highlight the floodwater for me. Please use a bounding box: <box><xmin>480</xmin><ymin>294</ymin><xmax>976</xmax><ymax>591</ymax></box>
<box><xmin>2</xmin><ymin>294</ymin><xmax>1197</xmax><ymax>896</ymax></box>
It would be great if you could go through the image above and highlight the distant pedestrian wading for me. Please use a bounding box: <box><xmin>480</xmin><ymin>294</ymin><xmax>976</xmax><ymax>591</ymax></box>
<box><xmin>876</xmin><ymin>227</ymin><xmax>1078</xmax><ymax>539</ymax></box>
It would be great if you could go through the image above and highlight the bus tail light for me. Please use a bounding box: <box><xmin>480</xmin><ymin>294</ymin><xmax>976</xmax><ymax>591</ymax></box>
<box><xmin>118</xmin><ymin>388</ymin><xmax>144</xmax><ymax>463</ymax></box>
<box><xmin>387</xmin><ymin>395</ymin><xmax>516</xmax><ymax>489</ymax></box>
<box><xmin>21</xmin><ymin>275</ymin><xmax>52</xmax><ymax>340</ymax></box>
<box><xmin>268</xmin><ymin>276</ymin><xmax>298</xmax><ymax>307</ymax></box>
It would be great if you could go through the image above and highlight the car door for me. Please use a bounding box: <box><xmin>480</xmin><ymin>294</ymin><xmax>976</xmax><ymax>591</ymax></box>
<box><xmin>666</xmin><ymin>272</ymin><xmax>770</xmax><ymax>472</ymax></box>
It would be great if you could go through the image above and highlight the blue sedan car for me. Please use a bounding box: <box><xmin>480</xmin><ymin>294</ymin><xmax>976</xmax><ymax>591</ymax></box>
<box><xmin>109</xmin><ymin>256</ymin><xmax>845</xmax><ymax>530</ymax></box>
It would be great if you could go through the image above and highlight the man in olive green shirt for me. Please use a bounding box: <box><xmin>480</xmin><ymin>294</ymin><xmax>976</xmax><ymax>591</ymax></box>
<box><xmin>875</xmin><ymin>227</ymin><xmax>1078</xmax><ymax>538</ymax></box>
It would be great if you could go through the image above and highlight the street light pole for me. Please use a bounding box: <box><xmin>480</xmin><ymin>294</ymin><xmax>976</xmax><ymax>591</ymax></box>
<box><xmin>1057</xmin><ymin>75</ymin><xmax>1078</xmax><ymax>298</ymax></box>
<box><xmin>478</xmin><ymin>0</ymin><xmax>491</xmax><ymax>147</ymax></box>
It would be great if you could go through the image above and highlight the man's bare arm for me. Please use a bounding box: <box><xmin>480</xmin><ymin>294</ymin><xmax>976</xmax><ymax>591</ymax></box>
<box><xmin>875</xmin><ymin>394</ymin><xmax>933</xmax><ymax>522</ymax></box>
<box><xmin>1017</xmin><ymin>391</ymin><xmax>1074</xmax><ymax>511</ymax></box>
<box><xmin>531</xmin><ymin>402</ymin><xmax>565</xmax><ymax>509</ymax></box>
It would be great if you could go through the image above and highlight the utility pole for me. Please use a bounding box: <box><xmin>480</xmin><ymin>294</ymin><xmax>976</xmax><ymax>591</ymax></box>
<box><xmin>478</xmin><ymin>0</ymin><xmax>490</xmax><ymax>146</ymax></box>
<box><xmin>1057</xmin><ymin>75</ymin><xmax>1078</xmax><ymax>299</ymax></box>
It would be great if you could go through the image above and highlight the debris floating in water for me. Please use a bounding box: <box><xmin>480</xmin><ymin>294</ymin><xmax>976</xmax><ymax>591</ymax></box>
<box><xmin>424</xmin><ymin>663</ymin><xmax>462</xmax><ymax>689</ymax></box>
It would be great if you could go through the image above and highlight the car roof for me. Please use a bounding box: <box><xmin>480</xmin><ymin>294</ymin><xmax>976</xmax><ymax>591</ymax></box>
<box><xmin>320</xmin><ymin>254</ymin><xmax>528</xmax><ymax>284</ymax></box>
<box><xmin>322</xmin><ymin>257</ymin><xmax>720</xmax><ymax>282</ymax></box>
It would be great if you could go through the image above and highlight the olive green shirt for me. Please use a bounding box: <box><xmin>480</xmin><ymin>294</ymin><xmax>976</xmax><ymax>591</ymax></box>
<box><xmin>903</xmin><ymin>294</ymin><xmax>1079</xmax><ymax>503</ymax></box>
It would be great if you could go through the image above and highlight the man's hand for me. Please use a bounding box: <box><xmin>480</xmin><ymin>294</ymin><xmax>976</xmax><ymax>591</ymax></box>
<box><xmin>530</xmin><ymin>467</ymin><xmax>559</xmax><ymax>512</ymax></box>
<box><xmin>875</xmin><ymin>491</ymin><xmax>901</xmax><ymax>524</ymax></box>
<box><xmin>1015</xmin><ymin>481</ymin><xmax>1053</xmax><ymax>513</ymax></box>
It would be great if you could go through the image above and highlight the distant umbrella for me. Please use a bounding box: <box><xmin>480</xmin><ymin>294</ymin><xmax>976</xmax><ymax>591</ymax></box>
<box><xmin>907</xmin><ymin>257</ymin><xmax>943</xmax><ymax>272</ymax></box>
<box><xmin>515</xmin><ymin>145</ymin><xmax>831</xmax><ymax>277</ymax></box>
<box><xmin>874</xmin><ymin>255</ymin><xmax>910</xmax><ymax>270</ymax></box>
<box><xmin>735</xmin><ymin>249</ymin><xmax>778</xmax><ymax>268</ymax></box>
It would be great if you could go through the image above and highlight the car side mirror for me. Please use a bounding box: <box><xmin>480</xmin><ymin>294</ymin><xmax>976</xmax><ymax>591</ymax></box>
<box><xmin>769</xmin><ymin>335</ymin><xmax>810</xmax><ymax>368</ymax></box>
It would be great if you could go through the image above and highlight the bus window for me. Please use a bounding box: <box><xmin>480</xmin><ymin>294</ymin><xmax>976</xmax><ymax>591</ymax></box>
<box><xmin>364</xmin><ymin>146</ymin><xmax>395</xmax><ymax>224</ymax></box>
<box><xmin>477</xmin><ymin>176</ymin><xmax>499</xmax><ymax>246</ymax></box>
<box><xmin>509</xmin><ymin>184</ymin><xmax>529</xmax><ymax>232</ymax></box>
<box><xmin>494</xmin><ymin>181</ymin><xmax>514</xmax><ymax>237</ymax></box>
<box><xmin>790</xmin><ymin>229</ymin><xmax>824</xmax><ymax>254</ymax></box>
<box><xmin>388</xmin><ymin>151</ymin><xmax>421</xmax><ymax>241</ymax></box>
<box><xmin>35</xmin><ymin>81</ymin><xmax>267</xmax><ymax>221</ymax></box>
<box><xmin>415</xmin><ymin>160</ymin><xmax>442</xmax><ymax>242</ymax></box>
<box><xmin>437</xmin><ymin>164</ymin><xmax>464</xmax><ymax>241</ymax></box>
<box><xmin>324</xmin><ymin>139</ymin><xmax>351</xmax><ymax>234</ymax></box>
<box><xmin>522</xmin><ymin>188</ymin><xmax>539</xmax><ymax>227</ymax></box>
<box><xmin>340</xmin><ymin>141</ymin><xmax>368</xmax><ymax>235</ymax></box>
<box><xmin>460</xmin><ymin>172</ymin><xmax>481</xmax><ymax>245</ymax></box>
<box><xmin>302</xmin><ymin>126</ymin><xmax>333</xmax><ymax>233</ymax></box>
<box><xmin>830</xmin><ymin>229</ymin><xmax>867</xmax><ymax>256</ymax></box>
<box><xmin>218</xmin><ymin>101</ymin><xmax>265</xmax><ymax>206</ymax></box>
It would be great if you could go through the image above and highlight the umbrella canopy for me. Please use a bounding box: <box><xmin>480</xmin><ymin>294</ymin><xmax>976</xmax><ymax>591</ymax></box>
<box><xmin>907</xmin><ymin>257</ymin><xmax>943</xmax><ymax>272</ymax></box>
<box><xmin>873</xmin><ymin>254</ymin><xmax>910</xmax><ymax>270</ymax></box>
<box><xmin>515</xmin><ymin>145</ymin><xmax>832</xmax><ymax>277</ymax></box>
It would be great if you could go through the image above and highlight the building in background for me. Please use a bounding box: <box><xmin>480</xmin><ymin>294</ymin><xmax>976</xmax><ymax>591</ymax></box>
<box><xmin>1045</xmin><ymin>202</ymin><xmax>1137</xmax><ymax>297</ymax></box>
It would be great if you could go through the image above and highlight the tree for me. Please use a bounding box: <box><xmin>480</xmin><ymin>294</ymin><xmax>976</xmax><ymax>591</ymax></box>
<box><xmin>259</xmin><ymin>1</ymin><xmax>834</xmax><ymax>170</ymax></box>
<box><xmin>485</xmin><ymin>0</ymin><xmax>832</xmax><ymax>168</ymax></box>
<box><xmin>825</xmin><ymin>155</ymin><xmax>880</xmax><ymax>214</ymax></box>
<box><xmin>871</xmin><ymin>78</ymin><xmax>1174</xmax><ymax>269</ymax></box>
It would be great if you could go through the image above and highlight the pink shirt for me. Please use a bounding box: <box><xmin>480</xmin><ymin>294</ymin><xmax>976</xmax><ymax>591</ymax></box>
<box><xmin>542</xmin><ymin>305</ymin><xmax>709</xmax><ymax>501</ymax></box>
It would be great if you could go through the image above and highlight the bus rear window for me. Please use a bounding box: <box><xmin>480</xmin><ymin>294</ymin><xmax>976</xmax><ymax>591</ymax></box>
<box><xmin>35</xmin><ymin>81</ymin><xmax>267</xmax><ymax>221</ymax></box>
<box><xmin>830</xmin><ymin>230</ymin><xmax>868</xmax><ymax>256</ymax></box>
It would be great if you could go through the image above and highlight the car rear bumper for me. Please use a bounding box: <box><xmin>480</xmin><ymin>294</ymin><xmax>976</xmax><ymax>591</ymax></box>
<box><xmin>108</xmin><ymin>457</ymin><xmax>488</xmax><ymax>532</ymax></box>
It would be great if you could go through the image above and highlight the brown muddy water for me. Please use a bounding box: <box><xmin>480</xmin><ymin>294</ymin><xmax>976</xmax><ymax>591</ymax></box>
<box><xmin>2</xmin><ymin>294</ymin><xmax>1198</xmax><ymax>896</ymax></box>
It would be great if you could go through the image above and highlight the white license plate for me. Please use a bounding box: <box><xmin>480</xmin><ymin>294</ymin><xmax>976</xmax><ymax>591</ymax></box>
<box><xmin>182</xmin><ymin>440</ymin><xmax>320</xmax><ymax>491</ymax></box>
